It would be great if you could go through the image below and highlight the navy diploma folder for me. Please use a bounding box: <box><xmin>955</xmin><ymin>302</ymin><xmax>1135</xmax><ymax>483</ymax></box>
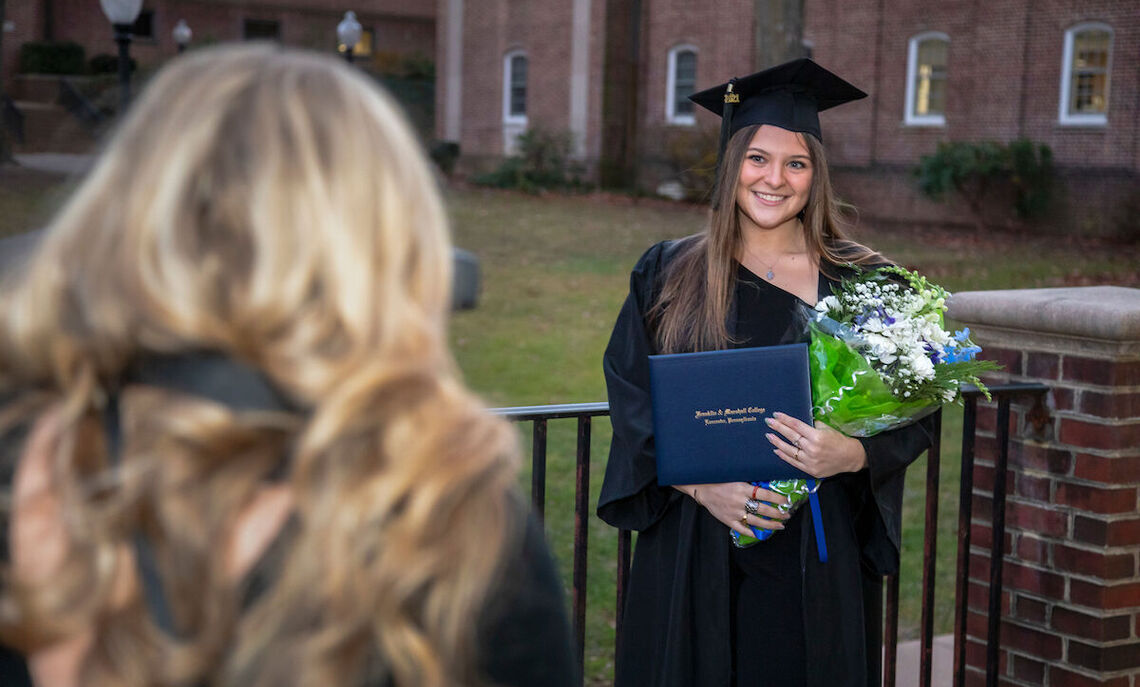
<box><xmin>649</xmin><ymin>343</ymin><xmax>814</xmax><ymax>485</ymax></box>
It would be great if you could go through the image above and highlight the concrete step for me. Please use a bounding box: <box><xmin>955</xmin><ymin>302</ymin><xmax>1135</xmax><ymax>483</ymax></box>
<box><xmin>892</xmin><ymin>634</ymin><xmax>954</xmax><ymax>687</ymax></box>
<box><xmin>12</xmin><ymin>153</ymin><xmax>95</xmax><ymax>176</ymax></box>
<box><xmin>10</xmin><ymin>101</ymin><xmax>98</xmax><ymax>155</ymax></box>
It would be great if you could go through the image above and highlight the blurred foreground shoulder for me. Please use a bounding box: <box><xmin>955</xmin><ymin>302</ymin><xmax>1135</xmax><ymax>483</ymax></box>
<box><xmin>478</xmin><ymin>497</ymin><xmax>577</xmax><ymax>687</ymax></box>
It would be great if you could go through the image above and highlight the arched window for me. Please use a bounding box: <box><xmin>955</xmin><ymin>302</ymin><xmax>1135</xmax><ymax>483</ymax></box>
<box><xmin>503</xmin><ymin>50</ymin><xmax>528</xmax><ymax>125</ymax></box>
<box><xmin>905</xmin><ymin>32</ymin><xmax>949</xmax><ymax>126</ymax></box>
<box><xmin>1059</xmin><ymin>23</ymin><xmax>1112</xmax><ymax>125</ymax></box>
<box><xmin>666</xmin><ymin>45</ymin><xmax>698</xmax><ymax>125</ymax></box>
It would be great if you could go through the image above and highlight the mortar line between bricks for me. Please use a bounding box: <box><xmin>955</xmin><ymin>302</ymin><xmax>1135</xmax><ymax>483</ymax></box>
<box><xmin>1018</xmin><ymin>474</ymin><xmax>1140</xmax><ymax>489</ymax></box>
<box><xmin>1051</xmin><ymin>412</ymin><xmax>1140</xmax><ymax>427</ymax></box>
<box><xmin>1045</xmin><ymin>382</ymin><xmax>1140</xmax><ymax>394</ymax></box>
<box><xmin>997</xmin><ymin>557</ymin><xmax>1140</xmax><ymax>586</ymax></box>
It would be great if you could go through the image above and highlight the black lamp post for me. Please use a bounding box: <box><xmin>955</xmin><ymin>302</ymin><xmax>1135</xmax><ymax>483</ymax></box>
<box><xmin>99</xmin><ymin>0</ymin><xmax>142</xmax><ymax>113</ymax></box>
<box><xmin>337</xmin><ymin>11</ymin><xmax>361</xmax><ymax>64</ymax></box>
<box><xmin>172</xmin><ymin>19</ymin><xmax>192</xmax><ymax>54</ymax></box>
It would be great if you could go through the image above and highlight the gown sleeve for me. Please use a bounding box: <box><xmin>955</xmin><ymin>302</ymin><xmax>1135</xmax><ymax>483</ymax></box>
<box><xmin>0</xmin><ymin>406</ymin><xmax>34</xmax><ymax>687</ymax></box>
<box><xmin>854</xmin><ymin>391</ymin><xmax>938</xmax><ymax>575</ymax></box>
<box><xmin>596</xmin><ymin>242</ymin><xmax>680</xmax><ymax>532</ymax></box>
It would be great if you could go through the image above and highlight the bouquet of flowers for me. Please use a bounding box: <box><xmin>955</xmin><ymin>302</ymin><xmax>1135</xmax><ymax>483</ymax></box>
<box><xmin>807</xmin><ymin>265</ymin><xmax>999</xmax><ymax>436</ymax></box>
<box><xmin>732</xmin><ymin>265</ymin><xmax>999</xmax><ymax>550</ymax></box>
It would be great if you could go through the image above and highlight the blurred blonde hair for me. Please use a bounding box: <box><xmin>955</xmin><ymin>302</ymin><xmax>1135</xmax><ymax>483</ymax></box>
<box><xmin>0</xmin><ymin>43</ymin><xmax>519</xmax><ymax>687</ymax></box>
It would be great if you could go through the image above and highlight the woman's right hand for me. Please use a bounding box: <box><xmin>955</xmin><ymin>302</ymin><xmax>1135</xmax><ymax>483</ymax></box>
<box><xmin>673</xmin><ymin>482</ymin><xmax>792</xmax><ymax>538</ymax></box>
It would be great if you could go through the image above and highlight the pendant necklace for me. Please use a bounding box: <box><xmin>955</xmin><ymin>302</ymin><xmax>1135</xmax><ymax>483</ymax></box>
<box><xmin>761</xmin><ymin>260</ymin><xmax>777</xmax><ymax>281</ymax></box>
<box><xmin>744</xmin><ymin>245</ymin><xmax>792</xmax><ymax>281</ymax></box>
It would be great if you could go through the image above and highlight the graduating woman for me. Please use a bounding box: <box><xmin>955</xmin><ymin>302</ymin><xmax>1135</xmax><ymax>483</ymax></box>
<box><xmin>0</xmin><ymin>45</ymin><xmax>574</xmax><ymax>687</ymax></box>
<box><xmin>597</xmin><ymin>59</ymin><xmax>935</xmax><ymax>687</ymax></box>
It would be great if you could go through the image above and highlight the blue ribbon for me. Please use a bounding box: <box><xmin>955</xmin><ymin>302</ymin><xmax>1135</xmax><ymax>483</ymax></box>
<box><xmin>808</xmin><ymin>480</ymin><xmax>828</xmax><ymax>563</ymax></box>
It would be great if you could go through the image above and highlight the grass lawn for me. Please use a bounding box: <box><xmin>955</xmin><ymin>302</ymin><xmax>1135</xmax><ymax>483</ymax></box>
<box><xmin>3</xmin><ymin>167</ymin><xmax>1138</xmax><ymax>685</ymax></box>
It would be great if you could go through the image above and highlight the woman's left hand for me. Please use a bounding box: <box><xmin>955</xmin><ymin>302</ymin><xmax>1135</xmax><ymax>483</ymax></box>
<box><xmin>765</xmin><ymin>412</ymin><xmax>866</xmax><ymax>478</ymax></box>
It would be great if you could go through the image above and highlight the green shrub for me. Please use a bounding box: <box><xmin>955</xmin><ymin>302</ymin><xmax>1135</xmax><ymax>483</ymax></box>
<box><xmin>88</xmin><ymin>53</ymin><xmax>137</xmax><ymax>74</ymax></box>
<box><xmin>400</xmin><ymin>53</ymin><xmax>435</xmax><ymax>80</ymax></box>
<box><xmin>430</xmin><ymin>140</ymin><xmax>460</xmax><ymax>176</ymax></box>
<box><xmin>1007</xmin><ymin>139</ymin><xmax>1054</xmax><ymax>219</ymax></box>
<box><xmin>376</xmin><ymin>75</ymin><xmax>433</xmax><ymax>142</ymax></box>
<box><xmin>660</xmin><ymin>126</ymin><xmax>718</xmax><ymax>201</ymax></box>
<box><xmin>473</xmin><ymin>128</ymin><xmax>589</xmax><ymax>193</ymax></box>
<box><xmin>914</xmin><ymin>139</ymin><xmax>1055</xmax><ymax>230</ymax></box>
<box><xmin>18</xmin><ymin>41</ymin><xmax>87</xmax><ymax>75</ymax></box>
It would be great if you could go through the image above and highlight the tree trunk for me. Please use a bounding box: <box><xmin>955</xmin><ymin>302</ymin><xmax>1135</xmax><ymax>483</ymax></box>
<box><xmin>0</xmin><ymin>0</ymin><xmax>11</xmax><ymax>164</ymax></box>
<box><xmin>753</xmin><ymin>0</ymin><xmax>807</xmax><ymax>70</ymax></box>
<box><xmin>600</xmin><ymin>0</ymin><xmax>643</xmax><ymax>189</ymax></box>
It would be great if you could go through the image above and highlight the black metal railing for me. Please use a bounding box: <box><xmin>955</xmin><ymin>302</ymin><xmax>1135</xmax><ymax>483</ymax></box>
<box><xmin>58</xmin><ymin>78</ymin><xmax>104</xmax><ymax>131</ymax></box>
<box><xmin>492</xmin><ymin>402</ymin><xmax>609</xmax><ymax>673</ymax></box>
<box><xmin>495</xmin><ymin>382</ymin><xmax>1049</xmax><ymax>686</ymax></box>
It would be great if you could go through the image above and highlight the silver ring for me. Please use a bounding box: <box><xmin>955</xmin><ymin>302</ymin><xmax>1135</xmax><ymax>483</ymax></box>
<box><xmin>745</xmin><ymin>498</ymin><xmax>761</xmax><ymax>515</ymax></box>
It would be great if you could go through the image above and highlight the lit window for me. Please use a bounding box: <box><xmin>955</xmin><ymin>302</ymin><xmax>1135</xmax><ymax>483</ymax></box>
<box><xmin>504</xmin><ymin>51</ymin><xmax>527</xmax><ymax>123</ymax></box>
<box><xmin>339</xmin><ymin>28</ymin><xmax>373</xmax><ymax>58</ymax></box>
<box><xmin>905</xmin><ymin>32</ymin><xmax>948</xmax><ymax>126</ymax></box>
<box><xmin>667</xmin><ymin>46</ymin><xmax>697</xmax><ymax>125</ymax></box>
<box><xmin>1060</xmin><ymin>23</ymin><xmax>1112</xmax><ymax>125</ymax></box>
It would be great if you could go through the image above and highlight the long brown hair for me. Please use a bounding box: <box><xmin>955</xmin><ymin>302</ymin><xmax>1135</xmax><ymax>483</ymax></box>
<box><xmin>650</xmin><ymin>124</ymin><xmax>882</xmax><ymax>354</ymax></box>
<box><xmin>0</xmin><ymin>45</ymin><xmax>519</xmax><ymax>687</ymax></box>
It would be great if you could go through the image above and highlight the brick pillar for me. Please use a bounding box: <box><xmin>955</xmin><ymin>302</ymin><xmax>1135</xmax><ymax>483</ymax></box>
<box><xmin>948</xmin><ymin>286</ymin><xmax>1140</xmax><ymax>687</ymax></box>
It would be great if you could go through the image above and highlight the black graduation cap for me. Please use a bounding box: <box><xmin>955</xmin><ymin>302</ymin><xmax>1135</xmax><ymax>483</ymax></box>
<box><xmin>689</xmin><ymin>58</ymin><xmax>867</xmax><ymax>166</ymax></box>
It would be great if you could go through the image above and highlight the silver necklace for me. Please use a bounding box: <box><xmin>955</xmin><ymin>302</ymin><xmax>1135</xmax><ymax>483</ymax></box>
<box><xmin>743</xmin><ymin>245</ymin><xmax>795</xmax><ymax>281</ymax></box>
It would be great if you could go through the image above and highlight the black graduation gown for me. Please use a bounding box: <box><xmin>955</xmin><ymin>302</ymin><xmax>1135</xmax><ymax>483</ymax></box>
<box><xmin>597</xmin><ymin>240</ymin><xmax>935</xmax><ymax>687</ymax></box>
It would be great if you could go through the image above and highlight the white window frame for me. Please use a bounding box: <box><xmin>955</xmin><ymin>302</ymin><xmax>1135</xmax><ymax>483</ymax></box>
<box><xmin>503</xmin><ymin>50</ymin><xmax>528</xmax><ymax>126</ymax></box>
<box><xmin>904</xmin><ymin>32</ymin><xmax>949</xmax><ymax>126</ymax></box>
<box><xmin>1058</xmin><ymin>22</ymin><xmax>1112</xmax><ymax>126</ymax></box>
<box><xmin>666</xmin><ymin>45</ymin><xmax>698</xmax><ymax>126</ymax></box>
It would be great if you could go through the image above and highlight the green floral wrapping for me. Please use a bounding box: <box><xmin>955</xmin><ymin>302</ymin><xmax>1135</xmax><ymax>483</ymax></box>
<box><xmin>807</xmin><ymin>319</ymin><xmax>937</xmax><ymax>438</ymax></box>
<box><xmin>731</xmin><ymin>478</ymin><xmax>819</xmax><ymax>548</ymax></box>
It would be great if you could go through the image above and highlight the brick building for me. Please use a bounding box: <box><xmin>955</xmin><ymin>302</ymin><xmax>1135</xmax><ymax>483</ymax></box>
<box><xmin>436</xmin><ymin>0</ymin><xmax>1138</xmax><ymax>236</ymax></box>
<box><xmin>2</xmin><ymin>0</ymin><xmax>435</xmax><ymax>96</ymax></box>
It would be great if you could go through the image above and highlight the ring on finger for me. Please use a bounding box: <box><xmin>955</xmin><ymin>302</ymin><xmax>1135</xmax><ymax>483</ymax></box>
<box><xmin>795</xmin><ymin>436</ymin><xmax>803</xmax><ymax>449</ymax></box>
<box><xmin>740</xmin><ymin>513</ymin><xmax>748</xmax><ymax>524</ymax></box>
<box><xmin>745</xmin><ymin>498</ymin><xmax>761</xmax><ymax>515</ymax></box>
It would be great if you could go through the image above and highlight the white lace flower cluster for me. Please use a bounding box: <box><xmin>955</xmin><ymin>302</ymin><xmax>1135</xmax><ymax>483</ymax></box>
<box><xmin>814</xmin><ymin>271</ymin><xmax>959</xmax><ymax>402</ymax></box>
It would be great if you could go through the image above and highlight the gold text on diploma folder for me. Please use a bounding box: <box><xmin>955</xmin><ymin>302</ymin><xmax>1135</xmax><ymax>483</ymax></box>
<box><xmin>693</xmin><ymin>406</ymin><xmax>767</xmax><ymax>426</ymax></box>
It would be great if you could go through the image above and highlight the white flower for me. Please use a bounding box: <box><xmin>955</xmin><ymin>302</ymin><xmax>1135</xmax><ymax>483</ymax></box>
<box><xmin>910</xmin><ymin>353</ymin><xmax>935</xmax><ymax>380</ymax></box>
<box><xmin>816</xmin><ymin>296</ymin><xmax>839</xmax><ymax>312</ymax></box>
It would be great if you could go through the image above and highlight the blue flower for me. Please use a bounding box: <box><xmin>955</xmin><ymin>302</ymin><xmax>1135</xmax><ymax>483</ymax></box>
<box><xmin>943</xmin><ymin>343</ymin><xmax>981</xmax><ymax>363</ymax></box>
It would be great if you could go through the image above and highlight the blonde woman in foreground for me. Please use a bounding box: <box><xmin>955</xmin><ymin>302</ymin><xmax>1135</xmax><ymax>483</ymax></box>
<box><xmin>0</xmin><ymin>44</ymin><xmax>575</xmax><ymax>687</ymax></box>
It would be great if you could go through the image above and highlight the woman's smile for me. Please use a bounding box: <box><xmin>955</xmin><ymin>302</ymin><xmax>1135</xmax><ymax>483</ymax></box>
<box><xmin>750</xmin><ymin>190</ymin><xmax>790</xmax><ymax>205</ymax></box>
<box><xmin>735</xmin><ymin>125</ymin><xmax>814</xmax><ymax>232</ymax></box>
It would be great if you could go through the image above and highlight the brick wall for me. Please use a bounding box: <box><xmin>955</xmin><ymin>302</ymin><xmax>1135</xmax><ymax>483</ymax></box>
<box><xmin>1</xmin><ymin>0</ymin><xmax>43</xmax><ymax>92</ymax></box>
<box><xmin>3</xmin><ymin>0</ymin><xmax>435</xmax><ymax>95</ymax></box>
<box><xmin>441</xmin><ymin>0</ymin><xmax>1136</xmax><ymax>234</ymax></box>
<box><xmin>804</xmin><ymin>0</ymin><xmax>1140</xmax><ymax>238</ymax></box>
<box><xmin>949</xmin><ymin>287</ymin><xmax>1140</xmax><ymax>687</ymax></box>
<box><xmin>447</xmin><ymin>0</ymin><xmax>608</xmax><ymax>172</ymax></box>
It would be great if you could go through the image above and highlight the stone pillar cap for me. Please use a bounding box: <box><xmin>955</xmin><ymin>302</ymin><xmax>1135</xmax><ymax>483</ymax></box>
<box><xmin>947</xmin><ymin>286</ymin><xmax>1140</xmax><ymax>342</ymax></box>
